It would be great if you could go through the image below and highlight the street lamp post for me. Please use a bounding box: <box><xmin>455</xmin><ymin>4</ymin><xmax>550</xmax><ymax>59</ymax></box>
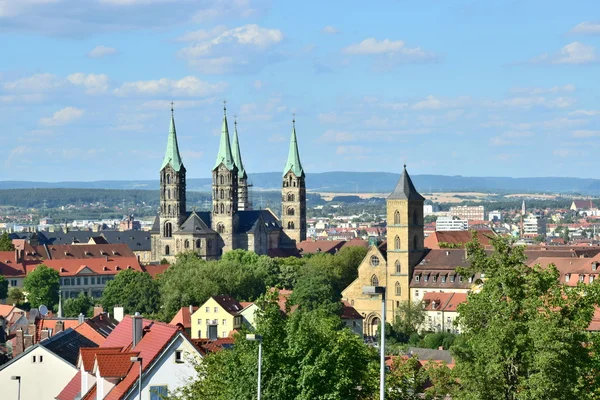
<box><xmin>11</xmin><ymin>376</ymin><xmax>21</xmax><ymax>400</ymax></box>
<box><xmin>246</xmin><ymin>334</ymin><xmax>263</xmax><ymax>400</ymax></box>
<box><xmin>130</xmin><ymin>356</ymin><xmax>143</xmax><ymax>400</ymax></box>
<box><xmin>363</xmin><ymin>285</ymin><xmax>386</xmax><ymax>400</ymax></box>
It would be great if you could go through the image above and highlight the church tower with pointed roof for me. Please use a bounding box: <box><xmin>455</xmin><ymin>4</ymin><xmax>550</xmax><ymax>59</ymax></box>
<box><xmin>212</xmin><ymin>104</ymin><xmax>239</xmax><ymax>253</ymax></box>
<box><xmin>281</xmin><ymin>118</ymin><xmax>306</xmax><ymax>245</ymax></box>
<box><xmin>232</xmin><ymin>117</ymin><xmax>249</xmax><ymax>211</ymax></box>
<box><xmin>385</xmin><ymin>165</ymin><xmax>425</xmax><ymax>310</ymax></box>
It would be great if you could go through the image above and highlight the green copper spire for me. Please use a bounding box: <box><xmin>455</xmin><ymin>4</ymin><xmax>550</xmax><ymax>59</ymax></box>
<box><xmin>213</xmin><ymin>102</ymin><xmax>236</xmax><ymax>171</ymax></box>
<box><xmin>231</xmin><ymin>117</ymin><xmax>247</xmax><ymax>178</ymax></box>
<box><xmin>283</xmin><ymin>117</ymin><xmax>304</xmax><ymax>177</ymax></box>
<box><xmin>160</xmin><ymin>103</ymin><xmax>184</xmax><ymax>172</ymax></box>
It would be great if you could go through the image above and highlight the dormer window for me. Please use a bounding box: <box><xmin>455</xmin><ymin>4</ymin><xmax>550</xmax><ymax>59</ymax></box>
<box><xmin>565</xmin><ymin>274</ymin><xmax>571</xmax><ymax>282</ymax></box>
<box><xmin>450</xmin><ymin>275</ymin><xmax>455</xmax><ymax>283</ymax></box>
<box><xmin>468</xmin><ymin>276</ymin><xmax>473</xmax><ymax>283</ymax></box>
<box><xmin>579</xmin><ymin>274</ymin><xmax>585</xmax><ymax>283</ymax></box>
<box><xmin>593</xmin><ymin>262</ymin><xmax>598</xmax><ymax>272</ymax></box>
<box><xmin>424</xmin><ymin>274</ymin><xmax>429</xmax><ymax>283</ymax></box>
<box><xmin>441</xmin><ymin>275</ymin><xmax>447</xmax><ymax>283</ymax></box>
<box><xmin>432</xmin><ymin>275</ymin><xmax>437</xmax><ymax>283</ymax></box>
<box><xmin>415</xmin><ymin>275</ymin><xmax>420</xmax><ymax>282</ymax></box>
<box><xmin>591</xmin><ymin>275</ymin><xmax>595</xmax><ymax>283</ymax></box>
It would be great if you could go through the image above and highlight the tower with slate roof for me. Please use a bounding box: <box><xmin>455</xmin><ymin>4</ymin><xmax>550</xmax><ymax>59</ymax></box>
<box><xmin>231</xmin><ymin>117</ymin><xmax>249</xmax><ymax>211</ymax></box>
<box><xmin>281</xmin><ymin>118</ymin><xmax>306</xmax><ymax>245</ymax></box>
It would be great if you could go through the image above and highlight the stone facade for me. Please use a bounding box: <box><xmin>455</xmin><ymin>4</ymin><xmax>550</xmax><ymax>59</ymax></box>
<box><xmin>151</xmin><ymin>107</ymin><xmax>306</xmax><ymax>263</ymax></box>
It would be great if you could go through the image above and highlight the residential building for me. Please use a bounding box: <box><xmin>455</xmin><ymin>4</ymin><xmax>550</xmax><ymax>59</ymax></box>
<box><xmin>450</xmin><ymin>205</ymin><xmax>485</xmax><ymax>221</ymax></box>
<box><xmin>488</xmin><ymin>210</ymin><xmax>502</xmax><ymax>222</ymax></box>
<box><xmin>0</xmin><ymin>328</ymin><xmax>98</xmax><ymax>400</ymax></box>
<box><xmin>341</xmin><ymin>301</ymin><xmax>364</xmax><ymax>335</ymax></box>
<box><xmin>435</xmin><ymin>216</ymin><xmax>468</xmax><ymax>232</ymax></box>
<box><xmin>168</xmin><ymin>305</ymin><xmax>198</xmax><ymax>336</ymax></box>
<box><xmin>342</xmin><ymin>165</ymin><xmax>425</xmax><ymax>336</ymax></box>
<box><xmin>190</xmin><ymin>295</ymin><xmax>244</xmax><ymax>339</ymax></box>
<box><xmin>150</xmin><ymin>107</ymin><xmax>307</xmax><ymax>263</ymax></box>
<box><xmin>422</xmin><ymin>292</ymin><xmax>467</xmax><ymax>333</ymax></box>
<box><xmin>423</xmin><ymin>230</ymin><xmax>494</xmax><ymax>249</ymax></box>
<box><xmin>118</xmin><ymin>215</ymin><xmax>141</xmax><ymax>231</ymax></box>
<box><xmin>239</xmin><ymin>302</ymin><xmax>260</xmax><ymax>330</ymax></box>
<box><xmin>523</xmin><ymin>214</ymin><xmax>547</xmax><ymax>237</ymax></box>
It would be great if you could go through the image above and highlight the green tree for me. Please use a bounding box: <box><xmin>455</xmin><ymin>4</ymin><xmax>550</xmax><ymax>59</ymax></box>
<box><xmin>173</xmin><ymin>291</ymin><xmax>377</xmax><ymax>400</ymax></box>
<box><xmin>0</xmin><ymin>276</ymin><xmax>8</xmax><ymax>300</ymax></box>
<box><xmin>419</xmin><ymin>332</ymin><xmax>456</xmax><ymax>350</ymax></box>
<box><xmin>562</xmin><ymin>227</ymin><xmax>570</xmax><ymax>243</ymax></box>
<box><xmin>289</xmin><ymin>269</ymin><xmax>341</xmax><ymax>314</ymax></box>
<box><xmin>452</xmin><ymin>235</ymin><xmax>600</xmax><ymax>400</ymax></box>
<box><xmin>23</xmin><ymin>265</ymin><xmax>60</xmax><ymax>310</ymax></box>
<box><xmin>394</xmin><ymin>300</ymin><xmax>426</xmax><ymax>338</ymax></box>
<box><xmin>0</xmin><ymin>232</ymin><xmax>15</xmax><ymax>251</ymax></box>
<box><xmin>101</xmin><ymin>269</ymin><xmax>160</xmax><ymax>316</ymax></box>
<box><xmin>63</xmin><ymin>292</ymin><xmax>94</xmax><ymax>318</ymax></box>
<box><xmin>6</xmin><ymin>287</ymin><xmax>25</xmax><ymax>305</ymax></box>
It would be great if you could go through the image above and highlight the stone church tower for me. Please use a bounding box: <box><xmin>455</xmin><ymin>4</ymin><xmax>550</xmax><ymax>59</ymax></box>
<box><xmin>212</xmin><ymin>106</ymin><xmax>238</xmax><ymax>253</ymax></box>
<box><xmin>231</xmin><ymin>118</ymin><xmax>249</xmax><ymax>211</ymax></box>
<box><xmin>385</xmin><ymin>165</ymin><xmax>425</xmax><ymax>308</ymax></box>
<box><xmin>157</xmin><ymin>105</ymin><xmax>186</xmax><ymax>259</ymax></box>
<box><xmin>281</xmin><ymin>119</ymin><xmax>306</xmax><ymax>245</ymax></box>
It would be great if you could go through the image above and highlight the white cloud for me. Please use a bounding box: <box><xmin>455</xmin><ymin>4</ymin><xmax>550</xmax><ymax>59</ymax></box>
<box><xmin>510</xmin><ymin>84</ymin><xmax>575</xmax><ymax>95</ymax></box>
<box><xmin>176</xmin><ymin>25</ymin><xmax>227</xmax><ymax>42</ymax></box>
<box><xmin>531</xmin><ymin>42</ymin><xmax>598</xmax><ymax>65</ymax></box>
<box><xmin>569</xmin><ymin>109</ymin><xmax>600</xmax><ymax>116</ymax></box>
<box><xmin>317</xmin><ymin>130</ymin><xmax>355</xmax><ymax>143</ymax></box>
<box><xmin>5</xmin><ymin>145</ymin><xmax>31</xmax><ymax>167</ymax></box>
<box><xmin>67</xmin><ymin>73</ymin><xmax>109</xmax><ymax>94</ymax></box>
<box><xmin>87</xmin><ymin>45</ymin><xmax>117</xmax><ymax>58</ymax></box>
<box><xmin>484</xmin><ymin>96</ymin><xmax>576</xmax><ymax>110</ymax></box>
<box><xmin>572</xmin><ymin>130</ymin><xmax>600</xmax><ymax>138</ymax></box>
<box><xmin>3</xmin><ymin>73</ymin><xmax>61</xmax><ymax>92</ymax></box>
<box><xmin>40</xmin><ymin>106</ymin><xmax>84</xmax><ymax>126</ymax></box>
<box><xmin>490</xmin><ymin>136</ymin><xmax>511</xmax><ymax>146</ymax></box>
<box><xmin>191</xmin><ymin>0</ymin><xmax>256</xmax><ymax>23</ymax></box>
<box><xmin>114</xmin><ymin>76</ymin><xmax>227</xmax><ymax>96</ymax></box>
<box><xmin>412</xmin><ymin>95</ymin><xmax>470</xmax><ymax>110</ymax></box>
<box><xmin>342</xmin><ymin>37</ymin><xmax>436</xmax><ymax>65</ymax></box>
<box><xmin>570</xmin><ymin>22</ymin><xmax>600</xmax><ymax>35</ymax></box>
<box><xmin>178</xmin><ymin>24</ymin><xmax>284</xmax><ymax>74</ymax></box>
<box><xmin>322</xmin><ymin>26</ymin><xmax>339</xmax><ymax>34</ymax></box>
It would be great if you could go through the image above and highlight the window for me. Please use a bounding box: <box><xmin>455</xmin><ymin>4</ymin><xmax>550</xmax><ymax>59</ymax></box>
<box><xmin>396</xmin><ymin>301</ymin><xmax>400</xmax><ymax>307</ymax></box>
<box><xmin>217</xmin><ymin>224</ymin><xmax>225</xmax><ymax>234</ymax></box>
<box><xmin>165</xmin><ymin>245</ymin><xmax>170</xmax><ymax>256</ymax></box>
<box><xmin>287</xmin><ymin>208</ymin><xmax>295</xmax><ymax>216</ymax></box>
<box><xmin>594</xmin><ymin>262</ymin><xmax>599</xmax><ymax>272</ymax></box>
<box><xmin>220</xmin><ymin>189</ymin><xmax>224</xmax><ymax>199</ymax></box>
<box><xmin>214</xmin><ymin>307</ymin><xmax>218</xmax><ymax>313</ymax></box>
<box><xmin>394</xmin><ymin>236</ymin><xmax>400</xmax><ymax>250</ymax></box>
<box><xmin>64</xmin><ymin>279</ymin><xmax>70</xmax><ymax>286</ymax></box>
<box><xmin>370</xmin><ymin>256</ymin><xmax>380</xmax><ymax>266</ymax></box>
<box><xmin>77</xmin><ymin>278</ymin><xmax>81</xmax><ymax>286</ymax></box>
<box><xmin>395</xmin><ymin>260</ymin><xmax>401</xmax><ymax>274</ymax></box>
<box><xmin>164</xmin><ymin>222</ymin><xmax>172</xmax><ymax>238</ymax></box>
<box><xmin>184</xmin><ymin>240</ymin><xmax>190</xmax><ymax>249</ymax></box>
<box><xmin>351</xmin><ymin>300</ymin><xmax>354</xmax><ymax>305</ymax></box>
<box><xmin>197</xmin><ymin>319</ymin><xmax>202</xmax><ymax>324</ymax></box>
<box><xmin>394</xmin><ymin>210</ymin><xmax>400</xmax><ymax>225</ymax></box>
<box><xmin>166</xmin><ymin>174</ymin><xmax>170</xmax><ymax>184</ymax></box>
<box><xmin>205</xmin><ymin>307</ymin><xmax>209</xmax><ymax>312</ymax></box>
<box><xmin>415</xmin><ymin>275</ymin><xmax>420</xmax><ymax>282</ymax></box>
<box><xmin>468</xmin><ymin>276</ymin><xmax>473</xmax><ymax>283</ymax></box>
<box><xmin>222</xmin><ymin>319</ymin><xmax>227</xmax><ymax>325</ymax></box>
<box><xmin>371</xmin><ymin>275</ymin><xmax>379</xmax><ymax>286</ymax></box>
<box><xmin>287</xmin><ymin>221</ymin><xmax>295</xmax><ymax>229</ymax></box>
<box><xmin>591</xmin><ymin>275</ymin><xmax>595</xmax><ymax>283</ymax></box>
<box><xmin>432</xmin><ymin>275</ymin><xmax>437</xmax><ymax>283</ymax></box>
<box><xmin>220</xmin><ymin>204</ymin><xmax>224</xmax><ymax>214</ymax></box>
<box><xmin>91</xmin><ymin>277</ymin><xmax>95</xmax><ymax>285</ymax></box>
<box><xmin>150</xmin><ymin>386</ymin><xmax>168</xmax><ymax>400</ymax></box>
<box><xmin>579</xmin><ymin>274</ymin><xmax>585</xmax><ymax>283</ymax></box>
<box><xmin>413</xmin><ymin>235</ymin><xmax>418</xmax><ymax>250</ymax></box>
<box><xmin>565</xmin><ymin>274</ymin><xmax>570</xmax><ymax>282</ymax></box>
<box><xmin>196</xmin><ymin>239</ymin><xmax>202</xmax><ymax>249</ymax></box>
<box><xmin>424</xmin><ymin>274</ymin><xmax>429</xmax><ymax>282</ymax></box>
<box><xmin>450</xmin><ymin>275</ymin><xmax>455</xmax><ymax>283</ymax></box>
<box><xmin>441</xmin><ymin>275</ymin><xmax>446</xmax><ymax>283</ymax></box>
<box><xmin>222</xmin><ymin>331</ymin><xmax>227</xmax><ymax>337</ymax></box>
<box><xmin>10</xmin><ymin>279</ymin><xmax>17</xmax><ymax>286</ymax></box>
<box><xmin>39</xmin><ymin>355</ymin><xmax>43</xmax><ymax>363</ymax></box>
<box><xmin>32</xmin><ymin>355</ymin><xmax>36</xmax><ymax>363</ymax></box>
<box><xmin>415</xmin><ymin>290</ymin><xmax>420</xmax><ymax>297</ymax></box>
<box><xmin>84</xmin><ymin>277</ymin><xmax>88</xmax><ymax>285</ymax></box>
<box><xmin>395</xmin><ymin>282</ymin><xmax>401</xmax><ymax>296</ymax></box>
<box><xmin>287</xmin><ymin>193</ymin><xmax>295</xmax><ymax>201</ymax></box>
<box><xmin>459</xmin><ymin>276</ymin><xmax>464</xmax><ymax>282</ymax></box>
<box><xmin>220</xmin><ymin>175</ymin><xmax>224</xmax><ymax>184</ymax></box>
<box><xmin>174</xmin><ymin>350</ymin><xmax>183</xmax><ymax>363</ymax></box>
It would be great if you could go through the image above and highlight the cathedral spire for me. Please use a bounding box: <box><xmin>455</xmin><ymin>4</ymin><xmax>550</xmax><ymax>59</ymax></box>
<box><xmin>160</xmin><ymin>102</ymin><xmax>184</xmax><ymax>172</ymax></box>
<box><xmin>387</xmin><ymin>165</ymin><xmax>425</xmax><ymax>201</ymax></box>
<box><xmin>283</xmin><ymin>117</ymin><xmax>304</xmax><ymax>177</ymax></box>
<box><xmin>214</xmin><ymin>102</ymin><xmax>236</xmax><ymax>171</ymax></box>
<box><xmin>231</xmin><ymin>116</ymin><xmax>247</xmax><ymax>179</ymax></box>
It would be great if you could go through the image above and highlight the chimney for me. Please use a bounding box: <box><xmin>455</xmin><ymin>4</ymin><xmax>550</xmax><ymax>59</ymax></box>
<box><xmin>93</xmin><ymin>306</ymin><xmax>104</xmax><ymax>317</ymax></box>
<box><xmin>15</xmin><ymin>329</ymin><xmax>24</xmax><ymax>355</ymax></box>
<box><xmin>55</xmin><ymin>320</ymin><xmax>64</xmax><ymax>334</ymax></box>
<box><xmin>132</xmin><ymin>312</ymin><xmax>143</xmax><ymax>348</ymax></box>
<box><xmin>14</xmin><ymin>248</ymin><xmax>19</xmax><ymax>263</ymax></box>
<box><xmin>40</xmin><ymin>329</ymin><xmax>50</xmax><ymax>341</ymax></box>
<box><xmin>58</xmin><ymin>291</ymin><xmax>63</xmax><ymax>318</ymax></box>
<box><xmin>189</xmin><ymin>305</ymin><xmax>193</xmax><ymax>314</ymax></box>
<box><xmin>78</xmin><ymin>313</ymin><xmax>85</xmax><ymax>324</ymax></box>
<box><xmin>113</xmin><ymin>306</ymin><xmax>124</xmax><ymax>322</ymax></box>
<box><xmin>24</xmin><ymin>334</ymin><xmax>33</xmax><ymax>350</ymax></box>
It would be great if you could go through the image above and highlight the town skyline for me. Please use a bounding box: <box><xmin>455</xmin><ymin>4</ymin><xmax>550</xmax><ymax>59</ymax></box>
<box><xmin>1</xmin><ymin>0</ymin><xmax>599</xmax><ymax>181</ymax></box>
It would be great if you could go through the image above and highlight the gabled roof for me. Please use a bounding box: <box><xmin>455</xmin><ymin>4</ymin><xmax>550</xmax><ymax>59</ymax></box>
<box><xmin>178</xmin><ymin>211</ymin><xmax>214</xmax><ymax>234</ymax></box>
<box><xmin>235</xmin><ymin>210</ymin><xmax>281</xmax><ymax>234</ymax></box>
<box><xmin>387</xmin><ymin>165</ymin><xmax>424</xmax><ymax>201</ymax></box>
<box><xmin>212</xmin><ymin>295</ymin><xmax>244</xmax><ymax>315</ymax></box>
<box><xmin>214</xmin><ymin>109</ymin><xmax>236</xmax><ymax>171</ymax></box>
<box><xmin>35</xmin><ymin>256</ymin><xmax>143</xmax><ymax>277</ymax></box>
<box><xmin>283</xmin><ymin>119</ymin><xmax>304</xmax><ymax>177</ymax></box>
<box><xmin>169</xmin><ymin>306</ymin><xmax>198</xmax><ymax>329</ymax></box>
<box><xmin>94</xmin><ymin>352</ymin><xmax>139</xmax><ymax>378</ymax></box>
<box><xmin>573</xmin><ymin>199</ymin><xmax>594</xmax><ymax>209</ymax></box>
<box><xmin>424</xmin><ymin>230</ymin><xmax>494</xmax><ymax>249</ymax></box>
<box><xmin>160</xmin><ymin>108</ymin><xmax>184</xmax><ymax>172</ymax></box>
<box><xmin>79</xmin><ymin>347</ymin><xmax>124</xmax><ymax>372</ymax></box>
<box><xmin>341</xmin><ymin>301</ymin><xmax>363</xmax><ymax>320</ymax></box>
<box><xmin>143</xmin><ymin>264</ymin><xmax>170</xmax><ymax>279</ymax></box>
<box><xmin>38</xmin><ymin>243</ymin><xmax>135</xmax><ymax>259</ymax></box>
<box><xmin>231</xmin><ymin>119</ymin><xmax>247</xmax><ymax>179</ymax></box>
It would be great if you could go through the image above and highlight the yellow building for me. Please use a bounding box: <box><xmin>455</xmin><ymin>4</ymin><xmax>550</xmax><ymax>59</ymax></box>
<box><xmin>342</xmin><ymin>166</ymin><xmax>424</xmax><ymax>336</ymax></box>
<box><xmin>190</xmin><ymin>295</ymin><xmax>243</xmax><ymax>339</ymax></box>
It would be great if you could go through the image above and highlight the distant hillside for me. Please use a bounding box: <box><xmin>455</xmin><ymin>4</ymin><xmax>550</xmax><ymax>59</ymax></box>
<box><xmin>0</xmin><ymin>172</ymin><xmax>599</xmax><ymax>194</ymax></box>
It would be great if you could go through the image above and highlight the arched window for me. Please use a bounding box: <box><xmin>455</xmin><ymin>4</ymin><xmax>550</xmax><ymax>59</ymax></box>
<box><xmin>287</xmin><ymin>221</ymin><xmax>295</xmax><ymax>229</ymax></box>
<box><xmin>395</xmin><ymin>260</ymin><xmax>401</xmax><ymax>274</ymax></box>
<box><xmin>370</xmin><ymin>255</ymin><xmax>380</xmax><ymax>266</ymax></box>
<box><xmin>220</xmin><ymin>204</ymin><xmax>224</xmax><ymax>214</ymax></box>
<box><xmin>293</xmin><ymin>181</ymin><xmax>297</xmax><ymax>187</ymax></box>
<box><xmin>287</xmin><ymin>193</ymin><xmax>295</xmax><ymax>201</ymax></box>
<box><xmin>184</xmin><ymin>240</ymin><xmax>190</xmax><ymax>249</ymax></box>
<box><xmin>167</xmin><ymin>205</ymin><xmax>171</xmax><ymax>215</ymax></box>
<box><xmin>287</xmin><ymin>208</ymin><xmax>295</xmax><ymax>216</ymax></box>
<box><xmin>167</xmin><ymin>189</ymin><xmax>171</xmax><ymax>199</ymax></box>
<box><xmin>394</xmin><ymin>210</ymin><xmax>400</xmax><ymax>225</ymax></box>
<box><xmin>220</xmin><ymin>189</ymin><xmax>224</xmax><ymax>199</ymax></box>
<box><xmin>220</xmin><ymin>175</ymin><xmax>224</xmax><ymax>184</ymax></box>
<box><xmin>164</xmin><ymin>222</ymin><xmax>172</xmax><ymax>238</ymax></box>
<box><xmin>283</xmin><ymin>181</ymin><xmax>288</xmax><ymax>187</ymax></box>
<box><xmin>166</xmin><ymin>174</ymin><xmax>171</xmax><ymax>184</ymax></box>
<box><xmin>413</xmin><ymin>210</ymin><xmax>418</xmax><ymax>225</ymax></box>
<box><xmin>395</xmin><ymin>236</ymin><xmax>400</xmax><ymax>250</ymax></box>
<box><xmin>196</xmin><ymin>239</ymin><xmax>202</xmax><ymax>249</ymax></box>
<box><xmin>395</xmin><ymin>282</ymin><xmax>401</xmax><ymax>296</ymax></box>
<box><xmin>217</xmin><ymin>224</ymin><xmax>225</xmax><ymax>234</ymax></box>
<box><xmin>165</xmin><ymin>245</ymin><xmax>170</xmax><ymax>255</ymax></box>
<box><xmin>371</xmin><ymin>275</ymin><xmax>379</xmax><ymax>286</ymax></box>
<box><xmin>414</xmin><ymin>235</ymin><xmax>418</xmax><ymax>250</ymax></box>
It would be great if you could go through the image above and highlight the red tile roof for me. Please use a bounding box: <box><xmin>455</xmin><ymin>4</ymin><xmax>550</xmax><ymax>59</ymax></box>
<box><xmin>572</xmin><ymin>200</ymin><xmax>594</xmax><ymax>210</ymax></box>
<box><xmin>0</xmin><ymin>304</ymin><xmax>15</xmax><ymax>318</ymax></box>
<box><xmin>142</xmin><ymin>264</ymin><xmax>170</xmax><ymax>279</ymax></box>
<box><xmin>34</xmin><ymin>257</ymin><xmax>143</xmax><ymax>277</ymax></box>
<box><xmin>38</xmin><ymin>243</ymin><xmax>135</xmax><ymax>260</ymax></box>
<box><xmin>169</xmin><ymin>306</ymin><xmax>198</xmax><ymax>329</ymax></box>
<box><xmin>341</xmin><ymin>301</ymin><xmax>363</xmax><ymax>320</ymax></box>
<box><xmin>56</xmin><ymin>371</ymin><xmax>82</xmax><ymax>400</ymax></box>
<box><xmin>94</xmin><ymin>352</ymin><xmax>139</xmax><ymax>378</ymax></box>
<box><xmin>75</xmin><ymin>322</ymin><xmax>108</xmax><ymax>345</ymax></box>
<box><xmin>80</xmin><ymin>347</ymin><xmax>124</xmax><ymax>372</ymax></box>
<box><xmin>424</xmin><ymin>230</ymin><xmax>495</xmax><ymax>249</ymax></box>
<box><xmin>192</xmin><ymin>337</ymin><xmax>235</xmax><ymax>354</ymax></box>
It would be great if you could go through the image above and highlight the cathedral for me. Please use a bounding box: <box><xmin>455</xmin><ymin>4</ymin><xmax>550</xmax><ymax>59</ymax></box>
<box><xmin>150</xmin><ymin>105</ymin><xmax>306</xmax><ymax>263</ymax></box>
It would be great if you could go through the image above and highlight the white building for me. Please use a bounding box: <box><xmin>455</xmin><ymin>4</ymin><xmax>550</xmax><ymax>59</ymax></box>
<box><xmin>523</xmin><ymin>214</ymin><xmax>547</xmax><ymax>236</ymax></box>
<box><xmin>450</xmin><ymin>205</ymin><xmax>485</xmax><ymax>221</ymax></box>
<box><xmin>488</xmin><ymin>210</ymin><xmax>502</xmax><ymax>222</ymax></box>
<box><xmin>436</xmin><ymin>216</ymin><xmax>468</xmax><ymax>232</ymax></box>
<box><xmin>423</xmin><ymin>204</ymin><xmax>439</xmax><ymax>216</ymax></box>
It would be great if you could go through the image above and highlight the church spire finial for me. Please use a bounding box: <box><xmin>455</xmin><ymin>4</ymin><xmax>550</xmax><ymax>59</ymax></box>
<box><xmin>160</xmin><ymin>104</ymin><xmax>183</xmax><ymax>172</ymax></box>
<box><xmin>223</xmin><ymin>100</ymin><xmax>227</xmax><ymax>116</ymax></box>
<box><xmin>171</xmin><ymin>101</ymin><xmax>174</xmax><ymax>116</ymax></box>
<box><xmin>283</xmin><ymin>117</ymin><xmax>304</xmax><ymax>177</ymax></box>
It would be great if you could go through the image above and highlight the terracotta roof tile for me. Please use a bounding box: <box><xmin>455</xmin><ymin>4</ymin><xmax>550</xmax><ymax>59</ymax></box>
<box><xmin>94</xmin><ymin>351</ymin><xmax>139</xmax><ymax>378</ymax></box>
<box><xmin>341</xmin><ymin>301</ymin><xmax>363</xmax><ymax>320</ymax></box>
<box><xmin>142</xmin><ymin>264</ymin><xmax>170</xmax><ymax>279</ymax></box>
<box><xmin>169</xmin><ymin>306</ymin><xmax>198</xmax><ymax>329</ymax></box>
<box><xmin>424</xmin><ymin>230</ymin><xmax>494</xmax><ymax>249</ymax></box>
<box><xmin>79</xmin><ymin>347</ymin><xmax>124</xmax><ymax>372</ymax></box>
<box><xmin>56</xmin><ymin>371</ymin><xmax>81</xmax><ymax>400</ymax></box>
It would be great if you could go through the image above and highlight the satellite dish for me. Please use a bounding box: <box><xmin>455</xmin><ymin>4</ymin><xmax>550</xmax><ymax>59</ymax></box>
<box><xmin>39</xmin><ymin>305</ymin><xmax>49</xmax><ymax>317</ymax></box>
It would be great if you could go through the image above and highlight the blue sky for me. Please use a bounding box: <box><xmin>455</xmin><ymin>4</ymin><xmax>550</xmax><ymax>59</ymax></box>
<box><xmin>1</xmin><ymin>0</ymin><xmax>599</xmax><ymax>181</ymax></box>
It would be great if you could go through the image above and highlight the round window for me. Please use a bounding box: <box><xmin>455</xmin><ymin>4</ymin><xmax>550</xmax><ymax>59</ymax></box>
<box><xmin>370</xmin><ymin>255</ymin><xmax>380</xmax><ymax>266</ymax></box>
